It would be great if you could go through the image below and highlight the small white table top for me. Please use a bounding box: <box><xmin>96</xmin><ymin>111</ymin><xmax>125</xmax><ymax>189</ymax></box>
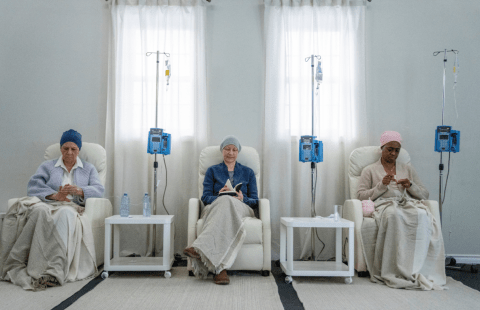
<box><xmin>281</xmin><ymin>217</ymin><xmax>354</xmax><ymax>228</ymax></box>
<box><xmin>106</xmin><ymin>215</ymin><xmax>174</xmax><ymax>224</ymax></box>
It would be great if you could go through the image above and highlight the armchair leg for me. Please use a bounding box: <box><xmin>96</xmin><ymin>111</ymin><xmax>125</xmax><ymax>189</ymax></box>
<box><xmin>261</xmin><ymin>270</ymin><xmax>270</xmax><ymax>277</ymax></box>
<box><xmin>357</xmin><ymin>271</ymin><xmax>370</xmax><ymax>278</ymax></box>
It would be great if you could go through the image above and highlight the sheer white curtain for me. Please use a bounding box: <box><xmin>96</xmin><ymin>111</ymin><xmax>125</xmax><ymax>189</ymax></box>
<box><xmin>264</xmin><ymin>0</ymin><xmax>367</xmax><ymax>259</ymax></box>
<box><xmin>105</xmin><ymin>0</ymin><xmax>207</xmax><ymax>256</ymax></box>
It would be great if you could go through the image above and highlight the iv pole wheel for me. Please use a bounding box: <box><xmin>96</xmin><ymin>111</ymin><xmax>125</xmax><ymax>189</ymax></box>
<box><xmin>345</xmin><ymin>277</ymin><xmax>353</xmax><ymax>284</ymax></box>
<box><xmin>164</xmin><ymin>271</ymin><xmax>172</xmax><ymax>278</ymax></box>
<box><xmin>101</xmin><ymin>271</ymin><xmax>109</xmax><ymax>279</ymax></box>
<box><xmin>471</xmin><ymin>265</ymin><xmax>478</xmax><ymax>274</ymax></box>
<box><xmin>450</xmin><ymin>257</ymin><xmax>457</xmax><ymax>266</ymax></box>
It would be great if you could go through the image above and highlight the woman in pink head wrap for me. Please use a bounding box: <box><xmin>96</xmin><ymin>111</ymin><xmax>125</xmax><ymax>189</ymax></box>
<box><xmin>356</xmin><ymin>131</ymin><xmax>446</xmax><ymax>291</ymax></box>
<box><xmin>358</xmin><ymin>131</ymin><xmax>428</xmax><ymax>200</ymax></box>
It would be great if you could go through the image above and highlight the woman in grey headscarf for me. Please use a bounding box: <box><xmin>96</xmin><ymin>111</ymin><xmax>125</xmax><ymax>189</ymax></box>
<box><xmin>184</xmin><ymin>136</ymin><xmax>258</xmax><ymax>285</ymax></box>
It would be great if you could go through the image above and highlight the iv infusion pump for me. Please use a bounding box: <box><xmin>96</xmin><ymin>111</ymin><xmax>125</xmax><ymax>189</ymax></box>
<box><xmin>299</xmin><ymin>135</ymin><xmax>323</xmax><ymax>163</ymax></box>
<box><xmin>147</xmin><ymin>128</ymin><xmax>171</xmax><ymax>155</ymax></box>
<box><xmin>435</xmin><ymin>126</ymin><xmax>460</xmax><ymax>153</ymax></box>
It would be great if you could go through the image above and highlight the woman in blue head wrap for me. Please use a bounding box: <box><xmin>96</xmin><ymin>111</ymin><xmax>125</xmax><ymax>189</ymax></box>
<box><xmin>27</xmin><ymin>129</ymin><xmax>104</xmax><ymax>204</ymax></box>
<box><xmin>0</xmin><ymin>130</ymin><xmax>104</xmax><ymax>290</ymax></box>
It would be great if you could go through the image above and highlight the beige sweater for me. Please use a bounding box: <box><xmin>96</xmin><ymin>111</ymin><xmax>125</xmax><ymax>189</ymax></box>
<box><xmin>357</xmin><ymin>159</ymin><xmax>429</xmax><ymax>201</ymax></box>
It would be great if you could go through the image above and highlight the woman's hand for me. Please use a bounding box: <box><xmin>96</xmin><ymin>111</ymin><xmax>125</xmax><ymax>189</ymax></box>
<box><xmin>219</xmin><ymin>185</ymin><xmax>229</xmax><ymax>193</ymax></box>
<box><xmin>396</xmin><ymin>179</ymin><xmax>411</xmax><ymax>189</ymax></box>
<box><xmin>235</xmin><ymin>190</ymin><xmax>244</xmax><ymax>202</ymax></box>
<box><xmin>382</xmin><ymin>174</ymin><xmax>395</xmax><ymax>186</ymax></box>
<box><xmin>47</xmin><ymin>186</ymin><xmax>71</xmax><ymax>202</ymax></box>
<box><xmin>61</xmin><ymin>184</ymin><xmax>84</xmax><ymax>197</ymax></box>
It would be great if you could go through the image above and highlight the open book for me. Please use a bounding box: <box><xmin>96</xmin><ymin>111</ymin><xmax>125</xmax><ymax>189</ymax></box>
<box><xmin>218</xmin><ymin>179</ymin><xmax>243</xmax><ymax>196</ymax></box>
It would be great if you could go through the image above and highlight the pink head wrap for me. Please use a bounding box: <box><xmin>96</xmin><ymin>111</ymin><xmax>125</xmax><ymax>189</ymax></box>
<box><xmin>380</xmin><ymin>131</ymin><xmax>402</xmax><ymax>147</ymax></box>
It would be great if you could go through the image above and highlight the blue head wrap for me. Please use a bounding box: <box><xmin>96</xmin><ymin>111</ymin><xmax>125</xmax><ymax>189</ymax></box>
<box><xmin>60</xmin><ymin>129</ymin><xmax>82</xmax><ymax>150</ymax></box>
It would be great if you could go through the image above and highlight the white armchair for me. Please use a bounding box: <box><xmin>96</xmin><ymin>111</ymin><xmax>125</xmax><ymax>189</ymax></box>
<box><xmin>5</xmin><ymin>142</ymin><xmax>112</xmax><ymax>266</ymax></box>
<box><xmin>342</xmin><ymin>146</ymin><xmax>441</xmax><ymax>274</ymax></box>
<box><xmin>187</xmin><ymin>146</ymin><xmax>271</xmax><ymax>276</ymax></box>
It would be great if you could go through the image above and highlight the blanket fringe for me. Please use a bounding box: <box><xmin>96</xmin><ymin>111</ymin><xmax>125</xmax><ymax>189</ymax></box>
<box><xmin>32</xmin><ymin>275</ymin><xmax>60</xmax><ymax>291</ymax></box>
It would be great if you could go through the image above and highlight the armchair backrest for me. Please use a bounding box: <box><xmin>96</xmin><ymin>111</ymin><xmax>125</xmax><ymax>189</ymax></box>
<box><xmin>44</xmin><ymin>142</ymin><xmax>107</xmax><ymax>186</ymax></box>
<box><xmin>348</xmin><ymin>146</ymin><xmax>410</xmax><ymax>199</ymax></box>
<box><xmin>198</xmin><ymin>146</ymin><xmax>261</xmax><ymax>198</ymax></box>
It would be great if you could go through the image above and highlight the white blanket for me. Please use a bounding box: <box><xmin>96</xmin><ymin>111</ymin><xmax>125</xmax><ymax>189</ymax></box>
<box><xmin>0</xmin><ymin>197</ymin><xmax>97</xmax><ymax>290</ymax></box>
<box><xmin>191</xmin><ymin>196</ymin><xmax>254</xmax><ymax>278</ymax></box>
<box><xmin>361</xmin><ymin>196</ymin><xmax>446</xmax><ymax>290</ymax></box>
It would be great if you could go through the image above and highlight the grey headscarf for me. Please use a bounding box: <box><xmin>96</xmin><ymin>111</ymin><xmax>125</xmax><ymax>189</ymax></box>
<box><xmin>220</xmin><ymin>135</ymin><xmax>241</xmax><ymax>152</ymax></box>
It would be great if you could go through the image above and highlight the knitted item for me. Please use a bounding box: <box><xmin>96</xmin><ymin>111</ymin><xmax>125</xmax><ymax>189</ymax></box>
<box><xmin>220</xmin><ymin>135</ymin><xmax>241</xmax><ymax>152</ymax></box>
<box><xmin>380</xmin><ymin>131</ymin><xmax>402</xmax><ymax>147</ymax></box>
<box><xmin>60</xmin><ymin>129</ymin><xmax>82</xmax><ymax>150</ymax></box>
<box><xmin>362</xmin><ymin>198</ymin><xmax>375</xmax><ymax>217</ymax></box>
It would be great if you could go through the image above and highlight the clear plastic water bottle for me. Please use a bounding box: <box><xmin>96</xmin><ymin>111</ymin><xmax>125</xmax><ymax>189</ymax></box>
<box><xmin>143</xmin><ymin>193</ymin><xmax>151</xmax><ymax>217</ymax></box>
<box><xmin>120</xmin><ymin>193</ymin><xmax>130</xmax><ymax>217</ymax></box>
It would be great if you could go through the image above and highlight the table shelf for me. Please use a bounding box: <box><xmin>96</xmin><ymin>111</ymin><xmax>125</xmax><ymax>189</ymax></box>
<box><xmin>280</xmin><ymin>261</ymin><xmax>350</xmax><ymax>277</ymax></box>
<box><xmin>108</xmin><ymin>257</ymin><xmax>174</xmax><ymax>271</ymax></box>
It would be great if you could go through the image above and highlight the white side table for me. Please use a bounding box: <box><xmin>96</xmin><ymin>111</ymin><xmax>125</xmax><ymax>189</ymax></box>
<box><xmin>280</xmin><ymin>217</ymin><xmax>354</xmax><ymax>284</ymax></box>
<box><xmin>103</xmin><ymin>215</ymin><xmax>175</xmax><ymax>279</ymax></box>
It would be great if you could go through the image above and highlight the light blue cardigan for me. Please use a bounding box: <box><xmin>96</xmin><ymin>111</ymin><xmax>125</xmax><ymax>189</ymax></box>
<box><xmin>27</xmin><ymin>158</ymin><xmax>104</xmax><ymax>206</ymax></box>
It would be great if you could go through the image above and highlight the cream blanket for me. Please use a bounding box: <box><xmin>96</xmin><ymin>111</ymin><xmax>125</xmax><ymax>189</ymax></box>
<box><xmin>191</xmin><ymin>196</ymin><xmax>254</xmax><ymax>278</ymax></box>
<box><xmin>361</xmin><ymin>196</ymin><xmax>446</xmax><ymax>290</ymax></box>
<box><xmin>0</xmin><ymin>197</ymin><xmax>97</xmax><ymax>290</ymax></box>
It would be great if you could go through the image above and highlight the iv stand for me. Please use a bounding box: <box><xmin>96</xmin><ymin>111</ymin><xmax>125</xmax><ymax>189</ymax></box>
<box><xmin>433</xmin><ymin>49</ymin><xmax>457</xmax><ymax>224</ymax></box>
<box><xmin>146</xmin><ymin>51</ymin><xmax>170</xmax><ymax>257</ymax></box>
<box><xmin>305</xmin><ymin>54</ymin><xmax>321</xmax><ymax>261</ymax></box>
<box><xmin>433</xmin><ymin>50</ymin><xmax>477</xmax><ymax>273</ymax></box>
<box><xmin>433</xmin><ymin>49</ymin><xmax>459</xmax><ymax>268</ymax></box>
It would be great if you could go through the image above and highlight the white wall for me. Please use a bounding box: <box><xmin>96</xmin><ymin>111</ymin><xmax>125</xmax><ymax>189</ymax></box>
<box><xmin>0</xmin><ymin>0</ymin><xmax>109</xmax><ymax>207</ymax></box>
<box><xmin>1</xmin><ymin>0</ymin><xmax>478</xmax><ymax>256</ymax></box>
<box><xmin>206</xmin><ymin>0</ymin><xmax>265</xmax><ymax>154</ymax></box>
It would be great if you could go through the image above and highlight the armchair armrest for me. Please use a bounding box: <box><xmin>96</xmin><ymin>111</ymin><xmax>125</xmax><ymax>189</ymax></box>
<box><xmin>187</xmin><ymin>198</ymin><xmax>202</xmax><ymax>271</ymax></box>
<box><xmin>259</xmin><ymin>198</ymin><xmax>271</xmax><ymax>271</ymax></box>
<box><xmin>188</xmin><ymin>198</ymin><xmax>202</xmax><ymax>246</ymax></box>
<box><xmin>343</xmin><ymin>199</ymin><xmax>363</xmax><ymax>232</ymax></box>
<box><xmin>84</xmin><ymin>198</ymin><xmax>113</xmax><ymax>266</ymax></box>
<box><xmin>2</xmin><ymin>199</ymin><xmax>16</xmax><ymax>230</ymax></box>
<box><xmin>423</xmin><ymin>200</ymin><xmax>441</xmax><ymax>227</ymax></box>
<box><xmin>0</xmin><ymin>213</ymin><xmax>5</xmax><ymax>234</ymax></box>
<box><xmin>8</xmin><ymin>198</ymin><xmax>17</xmax><ymax>209</ymax></box>
<box><xmin>84</xmin><ymin>198</ymin><xmax>113</xmax><ymax>228</ymax></box>
<box><xmin>343</xmin><ymin>199</ymin><xmax>367</xmax><ymax>272</ymax></box>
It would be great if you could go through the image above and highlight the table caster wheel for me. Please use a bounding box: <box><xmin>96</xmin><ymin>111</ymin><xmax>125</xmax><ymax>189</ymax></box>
<box><xmin>101</xmin><ymin>271</ymin><xmax>109</xmax><ymax>279</ymax></box>
<box><xmin>164</xmin><ymin>271</ymin><xmax>172</xmax><ymax>278</ymax></box>
<box><xmin>285</xmin><ymin>276</ymin><xmax>293</xmax><ymax>284</ymax></box>
<box><xmin>345</xmin><ymin>277</ymin><xmax>352</xmax><ymax>284</ymax></box>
